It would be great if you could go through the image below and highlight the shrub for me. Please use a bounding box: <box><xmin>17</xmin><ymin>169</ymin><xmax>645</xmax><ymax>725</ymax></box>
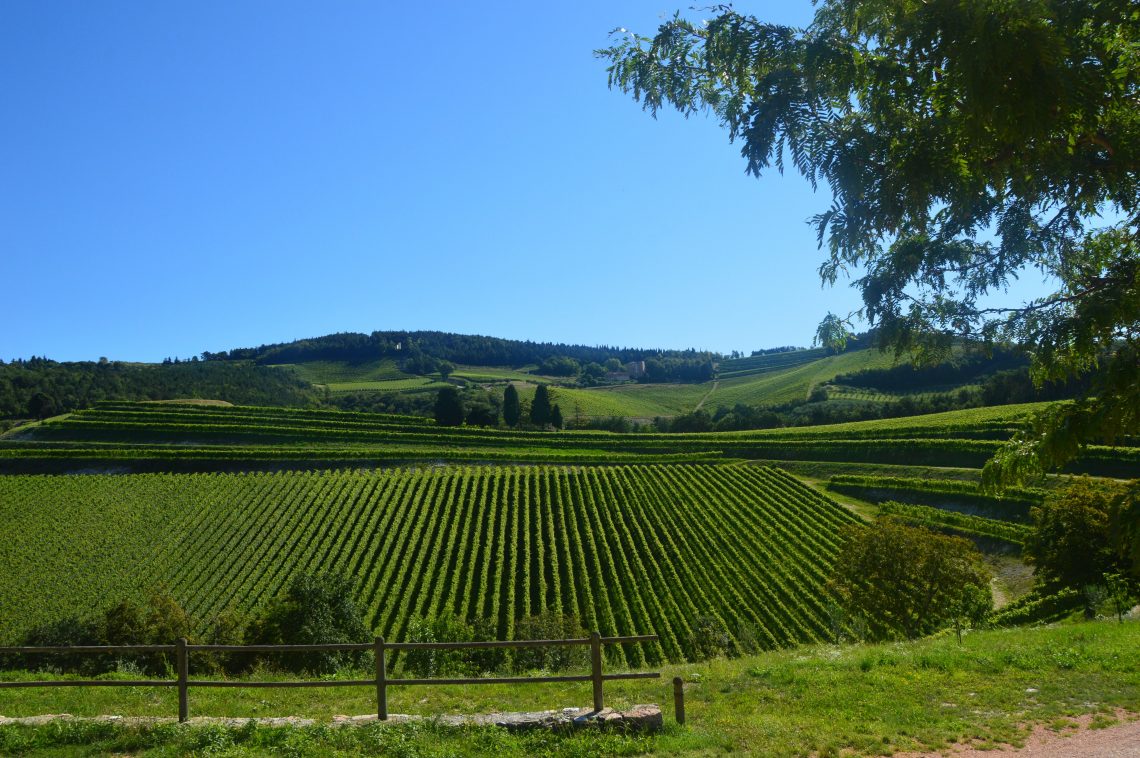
<box><xmin>104</xmin><ymin>593</ymin><xmax>196</xmax><ymax>675</ymax></box>
<box><xmin>245</xmin><ymin>572</ymin><xmax>370</xmax><ymax>675</ymax></box>
<box><xmin>688</xmin><ymin>615</ymin><xmax>732</xmax><ymax>661</ymax></box>
<box><xmin>511</xmin><ymin>610</ymin><xmax>588</xmax><ymax>672</ymax></box>
<box><xmin>10</xmin><ymin>616</ymin><xmax>108</xmax><ymax>675</ymax></box>
<box><xmin>402</xmin><ymin>613</ymin><xmax>478</xmax><ymax>677</ymax></box>
<box><xmin>197</xmin><ymin>609</ymin><xmax>247</xmax><ymax>676</ymax></box>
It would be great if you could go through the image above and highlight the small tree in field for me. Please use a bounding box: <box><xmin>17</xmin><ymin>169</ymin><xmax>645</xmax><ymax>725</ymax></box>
<box><xmin>1024</xmin><ymin>479</ymin><xmax>1119</xmax><ymax>591</ymax></box>
<box><xmin>830</xmin><ymin>519</ymin><xmax>992</xmax><ymax>640</ymax></box>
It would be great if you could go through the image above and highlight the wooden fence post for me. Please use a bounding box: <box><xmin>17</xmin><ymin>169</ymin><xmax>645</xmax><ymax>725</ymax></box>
<box><xmin>590</xmin><ymin>632</ymin><xmax>603</xmax><ymax>712</ymax></box>
<box><xmin>176</xmin><ymin>638</ymin><xmax>189</xmax><ymax>723</ymax></box>
<box><xmin>673</xmin><ymin>676</ymin><xmax>685</xmax><ymax>725</ymax></box>
<box><xmin>375</xmin><ymin>636</ymin><xmax>387</xmax><ymax>721</ymax></box>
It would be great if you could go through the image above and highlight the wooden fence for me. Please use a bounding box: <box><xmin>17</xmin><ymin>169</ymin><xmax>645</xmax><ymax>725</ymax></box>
<box><xmin>0</xmin><ymin>633</ymin><xmax>664</xmax><ymax>723</ymax></box>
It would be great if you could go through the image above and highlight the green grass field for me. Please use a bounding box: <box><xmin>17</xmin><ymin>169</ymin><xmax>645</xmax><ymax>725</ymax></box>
<box><xmin>326</xmin><ymin>378</ymin><xmax>449</xmax><ymax>393</ymax></box>
<box><xmin>1</xmin><ymin>621</ymin><xmax>1136</xmax><ymax>756</ymax></box>
<box><xmin>274</xmin><ymin>348</ymin><xmax>904</xmax><ymax>417</ymax></box>
<box><xmin>707</xmin><ymin>349</ymin><xmax>901</xmax><ymax>407</ymax></box>
<box><xmin>516</xmin><ymin>383</ymin><xmax>709</xmax><ymax>419</ymax></box>
<box><xmin>511</xmin><ymin>348</ymin><xmax>899</xmax><ymax>418</ymax></box>
<box><xmin>451</xmin><ymin>366</ymin><xmax>552</xmax><ymax>384</ymax></box>
<box><xmin>279</xmin><ymin>359</ymin><xmax>410</xmax><ymax>385</ymax></box>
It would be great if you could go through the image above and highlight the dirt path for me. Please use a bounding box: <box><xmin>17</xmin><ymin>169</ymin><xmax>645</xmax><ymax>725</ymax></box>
<box><xmin>898</xmin><ymin>711</ymin><xmax>1140</xmax><ymax>757</ymax></box>
<box><xmin>693</xmin><ymin>381</ymin><xmax>718</xmax><ymax>412</ymax></box>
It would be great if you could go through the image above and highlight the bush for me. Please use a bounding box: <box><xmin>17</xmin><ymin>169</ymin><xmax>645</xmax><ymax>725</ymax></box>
<box><xmin>197</xmin><ymin>609</ymin><xmax>247</xmax><ymax>676</ymax></box>
<box><xmin>103</xmin><ymin>593</ymin><xmax>196</xmax><ymax>675</ymax></box>
<box><xmin>467</xmin><ymin>616</ymin><xmax>508</xmax><ymax>674</ymax></box>
<box><xmin>688</xmin><ymin>615</ymin><xmax>732</xmax><ymax>661</ymax></box>
<box><xmin>1025</xmin><ymin>479</ymin><xmax>1117</xmax><ymax>595</ymax></box>
<box><xmin>245</xmin><ymin>572</ymin><xmax>370</xmax><ymax>675</ymax></box>
<box><xmin>403</xmin><ymin>613</ymin><xmax>470</xmax><ymax>677</ymax></box>
<box><xmin>3</xmin><ymin>592</ymin><xmax>199</xmax><ymax>676</ymax></box>
<box><xmin>512</xmin><ymin>610</ymin><xmax>588</xmax><ymax>672</ymax></box>
<box><xmin>9</xmin><ymin>616</ymin><xmax>108</xmax><ymax>675</ymax></box>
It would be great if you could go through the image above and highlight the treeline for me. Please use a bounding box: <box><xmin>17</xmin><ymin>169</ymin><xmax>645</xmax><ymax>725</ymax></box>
<box><xmin>0</xmin><ymin>358</ymin><xmax>317</xmax><ymax>419</ymax></box>
<box><xmin>0</xmin><ymin>574</ymin><xmax>369</xmax><ymax>677</ymax></box>
<box><xmin>205</xmin><ymin>330</ymin><xmax>717</xmax><ymax>372</ymax></box>
<box><xmin>750</xmin><ymin>345</ymin><xmax>807</xmax><ymax>356</ymax></box>
<box><xmin>2</xmin><ymin>575</ymin><xmax>600</xmax><ymax>678</ymax></box>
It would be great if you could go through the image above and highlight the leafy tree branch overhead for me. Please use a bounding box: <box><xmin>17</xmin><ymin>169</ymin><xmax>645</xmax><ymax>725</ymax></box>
<box><xmin>598</xmin><ymin>0</ymin><xmax>1139</xmax><ymax>483</ymax></box>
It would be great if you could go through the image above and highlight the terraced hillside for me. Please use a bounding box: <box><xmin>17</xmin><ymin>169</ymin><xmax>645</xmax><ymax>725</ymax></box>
<box><xmin>4</xmin><ymin>402</ymin><xmax>1135</xmax><ymax>476</ymax></box>
<box><xmin>281</xmin><ymin>360</ymin><xmax>451</xmax><ymax>394</ymax></box>
<box><xmin>0</xmin><ymin>465</ymin><xmax>860</xmax><ymax>664</ymax></box>
<box><xmin>263</xmin><ymin>345</ymin><xmax>907</xmax><ymax>419</ymax></box>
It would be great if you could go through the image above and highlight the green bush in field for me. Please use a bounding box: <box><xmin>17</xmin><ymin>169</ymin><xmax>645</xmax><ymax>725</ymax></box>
<box><xmin>688</xmin><ymin>615</ymin><xmax>732</xmax><ymax>661</ymax></box>
<box><xmin>244</xmin><ymin>573</ymin><xmax>370</xmax><ymax>675</ymax></box>
<box><xmin>433</xmin><ymin>387</ymin><xmax>465</xmax><ymax>427</ymax></box>
<box><xmin>1025</xmin><ymin>479</ymin><xmax>1125</xmax><ymax>596</ymax></box>
<box><xmin>9</xmin><ymin>616</ymin><xmax>106</xmax><ymax>675</ymax></box>
<box><xmin>401</xmin><ymin>613</ymin><xmax>508</xmax><ymax>676</ymax></box>
<box><xmin>511</xmin><ymin>610</ymin><xmax>587</xmax><ymax>673</ymax></box>
<box><xmin>4</xmin><ymin>592</ymin><xmax>198</xmax><ymax>676</ymax></box>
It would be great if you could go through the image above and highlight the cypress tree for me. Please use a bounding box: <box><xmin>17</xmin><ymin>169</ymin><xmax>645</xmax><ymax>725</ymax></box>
<box><xmin>503</xmin><ymin>384</ymin><xmax>521</xmax><ymax>427</ymax></box>
<box><xmin>530</xmin><ymin>384</ymin><xmax>552</xmax><ymax>427</ymax></box>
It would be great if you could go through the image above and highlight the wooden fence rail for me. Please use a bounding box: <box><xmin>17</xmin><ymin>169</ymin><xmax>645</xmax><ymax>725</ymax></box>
<box><xmin>0</xmin><ymin>632</ymin><xmax>662</xmax><ymax>723</ymax></box>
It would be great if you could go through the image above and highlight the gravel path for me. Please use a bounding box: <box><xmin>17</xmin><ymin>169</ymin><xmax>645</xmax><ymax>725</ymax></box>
<box><xmin>899</xmin><ymin>711</ymin><xmax>1140</xmax><ymax>757</ymax></box>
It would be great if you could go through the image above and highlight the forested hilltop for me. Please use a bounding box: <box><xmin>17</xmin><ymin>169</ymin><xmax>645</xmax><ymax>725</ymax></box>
<box><xmin>0</xmin><ymin>358</ymin><xmax>316</xmax><ymax>421</ymax></box>
<box><xmin>0</xmin><ymin>328</ymin><xmax>1100</xmax><ymax>429</ymax></box>
<box><xmin>204</xmin><ymin>330</ymin><xmax>720</xmax><ymax>383</ymax></box>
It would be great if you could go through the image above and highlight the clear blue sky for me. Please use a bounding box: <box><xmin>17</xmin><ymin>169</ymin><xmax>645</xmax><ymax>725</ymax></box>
<box><xmin>1</xmin><ymin>2</ymin><xmax>1048</xmax><ymax>362</ymax></box>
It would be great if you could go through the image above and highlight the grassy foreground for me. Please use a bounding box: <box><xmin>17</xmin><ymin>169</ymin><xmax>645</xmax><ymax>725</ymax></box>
<box><xmin>1</xmin><ymin>620</ymin><xmax>1138</xmax><ymax>756</ymax></box>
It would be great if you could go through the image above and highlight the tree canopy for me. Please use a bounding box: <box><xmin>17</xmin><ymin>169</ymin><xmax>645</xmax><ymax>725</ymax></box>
<box><xmin>433</xmin><ymin>387</ymin><xmax>466</xmax><ymax>427</ymax></box>
<box><xmin>830</xmin><ymin>519</ymin><xmax>992</xmax><ymax>640</ymax></box>
<box><xmin>1024</xmin><ymin>478</ymin><xmax>1140</xmax><ymax>601</ymax></box>
<box><xmin>600</xmin><ymin>0</ymin><xmax>1139</xmax><ymax>484</ymax></box>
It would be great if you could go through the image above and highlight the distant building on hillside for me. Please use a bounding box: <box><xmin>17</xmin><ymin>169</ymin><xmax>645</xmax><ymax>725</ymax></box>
<box><xmin>624</xmin><ymin>361</ymin><xmax>646</xmax><ymax>378</ymax></box>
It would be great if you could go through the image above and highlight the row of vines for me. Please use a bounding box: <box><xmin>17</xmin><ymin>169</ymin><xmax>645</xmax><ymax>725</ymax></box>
<box><xmin>9</xmin><ymin>404</ymin><xmax>1138</xmax><ymax>477</ymax></box>
<box><xmin>0</xmin><ymin>465</ymin><xmax>860</xmax><ymax>665</ymax></box>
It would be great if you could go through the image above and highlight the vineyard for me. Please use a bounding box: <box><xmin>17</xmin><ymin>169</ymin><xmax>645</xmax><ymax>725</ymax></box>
<box><xmin>0</xmin><ymin>465</ymin><xmax>860</xmax><ymax>664</ymax></box>
<box><xmin>716</xmin><ymin>347</ymin><xmax>834</xmax><ymax>378</ymax></box>
<box><xmin>875</xmin><ymin>501</ymin><xmax>1032</xmax><ymax>545</ymax></box>
<box><xmin>825</xmin><ymin>474</ymin><xmax>1045</xmax><ymax>522</ymax></box>
<box><xmin>265</xmin><ymin>345</ymin><xmax>909</xmax><ymax>418</ymax></box>
<box><xmin>2</xmin><ymin>401</ymin><xmax>1137</xmax><ymax>476</ymax></box>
